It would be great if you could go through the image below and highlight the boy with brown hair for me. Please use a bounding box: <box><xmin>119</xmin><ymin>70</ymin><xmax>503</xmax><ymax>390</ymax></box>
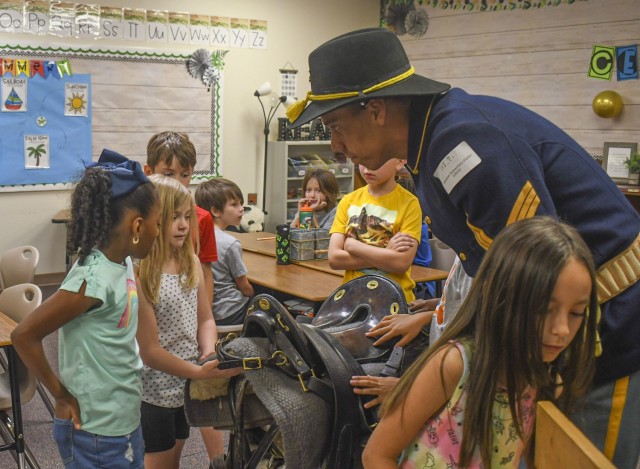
<box><xmin>144</xmin><ymin>131</ymin><xmax>223</xmax><ymax>468</ymax></box>
<box><xmin>195</xmin><ymin>178</ymin><xmax>254</xmax><ymax>325</ymax></box>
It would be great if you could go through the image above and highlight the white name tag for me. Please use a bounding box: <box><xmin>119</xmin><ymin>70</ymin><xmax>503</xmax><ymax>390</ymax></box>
<box><xmin>434</xmin><ymin>141</ymin><xmax>481</xmax><ymax>194</ymax></box>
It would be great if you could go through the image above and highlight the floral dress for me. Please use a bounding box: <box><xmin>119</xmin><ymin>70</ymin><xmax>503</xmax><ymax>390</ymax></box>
<box><xmin>399</xmin><ymin>341</ymin><xmax>536</xmax><ymax>468</ymax></box>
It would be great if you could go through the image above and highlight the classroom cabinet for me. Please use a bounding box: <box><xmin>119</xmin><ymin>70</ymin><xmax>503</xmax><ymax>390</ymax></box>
<box><xmin>265</xmin><ymin>141</ymin><xmax>354</xmax><ymax>232</ymax></box>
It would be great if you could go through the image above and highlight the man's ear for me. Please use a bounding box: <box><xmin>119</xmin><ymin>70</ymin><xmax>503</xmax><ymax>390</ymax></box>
<box><xmin>366</xmin><ymin>99</ymin><xmax>387</xmax><ymax>125</ymax></box>
<box><xmin>143</xmin><ymin>164</ymin><xmax>153</xmax><ymax>176</ymax></box>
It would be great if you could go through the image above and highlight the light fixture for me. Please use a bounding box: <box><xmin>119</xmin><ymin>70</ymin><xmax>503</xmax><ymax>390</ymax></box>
<box><xmin>254</xmin><ymin>81</ymin><xmax>288</xmax><ymax>214</ymax></box>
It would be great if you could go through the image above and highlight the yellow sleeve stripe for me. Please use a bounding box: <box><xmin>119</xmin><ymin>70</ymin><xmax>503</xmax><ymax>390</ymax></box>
<box><xmin>466</xmin><ymin>220</ymin><xmax>493</xmax><ymax>250</ymax></box>
<box><xmin>465</xmin><ymin>181</ymin><xmax>540</xmax><ymax>251</ymax></box>
<box><xmin>604</xmin><ymin>375</ymin><xmax>629</xmax><ymax>460</ymax></box>
<box><xmin>507</xmin><ymin>181</ymin><xmax>540</xmax><ymax>225</ymax></box>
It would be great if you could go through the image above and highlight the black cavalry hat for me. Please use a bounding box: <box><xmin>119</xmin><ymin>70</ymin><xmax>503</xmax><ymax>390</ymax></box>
<box><xmin>287</xmin><ymin>27</ymin><xmax>450</xmax><ymax>128</ymax></box>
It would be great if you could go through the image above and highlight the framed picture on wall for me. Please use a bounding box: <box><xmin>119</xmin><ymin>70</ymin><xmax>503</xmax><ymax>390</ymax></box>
<box><xmin>602</xmin><ymin>142</ymin><xmax>637</xmax><ymax>184</ymax></box>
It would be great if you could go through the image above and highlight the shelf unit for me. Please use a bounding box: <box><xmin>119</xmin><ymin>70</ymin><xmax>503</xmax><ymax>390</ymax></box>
<box><xmin>618</xmin><ymin>184</ymin><xmax>640</xmax><ymax>214</ymax></box>
<box><xmin>265</xmin><ymin>141</ymin><xmax>354</xmax><ymax>232</ymax></box>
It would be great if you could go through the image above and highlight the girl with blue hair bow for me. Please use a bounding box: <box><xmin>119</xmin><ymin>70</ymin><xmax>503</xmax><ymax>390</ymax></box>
<box><xmin>12</xmin><ymin>149</ymin><xmax>161</xmax><ymax>468</ymax></box>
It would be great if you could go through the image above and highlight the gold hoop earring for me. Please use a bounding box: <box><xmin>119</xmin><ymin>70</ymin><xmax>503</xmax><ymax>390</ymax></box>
<box><xmin>132</xmin><ymin>234</ymin><xmax>140</xmax><ymax>245</ymax></box>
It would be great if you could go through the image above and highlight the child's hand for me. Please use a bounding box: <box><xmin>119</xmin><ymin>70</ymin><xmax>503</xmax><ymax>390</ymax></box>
<box><xmin>297</xmin><ymin>198</ymin><xmax>310</xmax><ymax>211</ymax></box>
<box><xmin>350</xmin><ymin>375</ymin><xmax>399</xmax><ymax>408</ymax></box>
<box><xmin>408</xmin><ymin>298</ymin><xmax>438</xmax><ymax>314</ymax></box>
<box><xmin>55</xmin><ymin>392</ymin><xmax>82</xmax><ymax>430</ymax></box>
<box><xmin>366</xmin><ymin>313</ymin><xmax>430</xmax><ymax>347</ymax></box>
<box><xmin>310</xmin><ymin>200</ymin><xmax>327</xmax><ymax>212</ymax></box>
<box><xmin>386</xmin><ymin>232</ymin><xmax>417</xmax><ymax>253</ymax></box>
<box><xmin>200</xmin><ymin>358</ymin><xmax>243</xmax><ymax>379</ymax></box>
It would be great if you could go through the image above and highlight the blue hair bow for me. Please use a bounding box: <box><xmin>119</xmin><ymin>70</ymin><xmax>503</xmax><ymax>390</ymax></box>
<box><xmin>88</xmin><ymin>149</ymin><xmax>149</xmax><ymax>198</ymax></box>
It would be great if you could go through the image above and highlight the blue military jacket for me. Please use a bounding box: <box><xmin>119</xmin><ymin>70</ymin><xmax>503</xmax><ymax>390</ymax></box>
<box><xmin>408</xmin><ymin>89</ymin><xmax>640</xmax><ymax>384</ymax></box>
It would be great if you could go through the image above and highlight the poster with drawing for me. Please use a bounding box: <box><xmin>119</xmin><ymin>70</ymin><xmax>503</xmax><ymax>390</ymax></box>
<box><xmin>0</xmin><ymin>71</ymin><xmax>91</xmax><ymax>186</ymax></box>
<box><xmin>24</xmin><ymin>134</ymin><xmax>50</xmax><ymax>169</ymax></box>
<box><xmin>65</xmin><ymin>82</ymin><xmax>89</xmax><ymax>116</ymax></box>
<box><xmin>2</xmin><ymin>77</ymin><xmax>27</xmax><ymax>112</ymax></box>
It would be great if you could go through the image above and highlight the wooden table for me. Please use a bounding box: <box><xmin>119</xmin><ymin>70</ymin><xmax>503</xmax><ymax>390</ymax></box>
<box><xmin>618</xmin><ymin>184</ymin><xmax>640</xmax><ymax>214</ymax></box>
<box><xmin>51</xmin><ymin>209</ymin><xmax>70</xmax><ymax>224</ymax></box>
<box><xmin>51</xmin><ymin>209</ymin><xmax>72</xmax><ymax>273</ymax></box>
<box><xmin>242</xmin><ymin>251</ymin><xmax>343</xmax><ymax>303</ymax></box>
<box><xmin>0</xmin><ymin>312</ymin><xmax>26</xmax><ymax>468</ymax></box>
<box><xmin>230</xmin><ymin>231</ymin><xmax>449</xmax><ymax>284</ymax></box>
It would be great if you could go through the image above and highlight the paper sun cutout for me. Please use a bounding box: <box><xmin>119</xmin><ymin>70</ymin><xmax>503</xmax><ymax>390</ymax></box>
<box><xmin>67</xmin><ymin>93</ymin><xmax>87</xmax><ymax>114</ymax></box>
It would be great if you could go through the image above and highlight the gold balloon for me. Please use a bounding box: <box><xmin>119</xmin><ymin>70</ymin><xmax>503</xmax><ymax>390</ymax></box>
<box><xmin>592</xmin><ymin>90</ymin><xmax>623</xmax><ymax>118</ymax></box>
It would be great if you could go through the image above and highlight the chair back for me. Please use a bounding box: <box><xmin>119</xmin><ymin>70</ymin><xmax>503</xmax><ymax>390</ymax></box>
<box><xmin>0</xmin><ymin>246</ymin><xmax>40</xmax><ymax>290</ymax></box>
<box><xmin>0</xmin><ymin>283</ymin><xmax>42</xmax><ymax>409</ymax></box>
<box><xmin>535</xmin><ymin>401</ymin><xmax>615</xmax><ymax>468</ymax></box>
<box><xmin>428</xmin><ymin>237</ymin><xmax>456</xmax><ymax>272</ymax></box>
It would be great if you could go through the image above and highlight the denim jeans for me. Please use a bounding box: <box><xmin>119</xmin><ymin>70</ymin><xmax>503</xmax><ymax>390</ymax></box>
<box><xmin>53</xmin><ymin>417</ymin><xmax>144</xmax><ymax>468</ymax></box>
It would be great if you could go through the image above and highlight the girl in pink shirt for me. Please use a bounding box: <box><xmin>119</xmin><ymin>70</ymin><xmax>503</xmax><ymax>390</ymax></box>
<box><xmin>363</xmin><ymin>217</ymin><xmax>599</xmax><ymax>468</ymax></box>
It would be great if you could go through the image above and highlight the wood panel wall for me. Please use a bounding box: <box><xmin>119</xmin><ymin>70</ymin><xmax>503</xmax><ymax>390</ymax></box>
<box><xmin>73</xmin><ymin>59</ymin><xmax>215</xmax><ymax>173</ymax></box>
<box><xmin>401</xmin><ymin>0</ymin><xmax>639</xmax><ymax>156</ymax></box>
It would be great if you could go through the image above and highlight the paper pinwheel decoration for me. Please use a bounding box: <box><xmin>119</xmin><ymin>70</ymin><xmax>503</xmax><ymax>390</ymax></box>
<box><xmin>186</xmin><ymin>49</ymin><xmax>228</xmax><ymax>91</ymax></box>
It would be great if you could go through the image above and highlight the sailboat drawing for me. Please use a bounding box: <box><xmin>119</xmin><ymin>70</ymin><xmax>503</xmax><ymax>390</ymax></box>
<box><xmin>5</xmin><ymin>87</ymin><xmax>23</xmax><ymax>110</ymax></box>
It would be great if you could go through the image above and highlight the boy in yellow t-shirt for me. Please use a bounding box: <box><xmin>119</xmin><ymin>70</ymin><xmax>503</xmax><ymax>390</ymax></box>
<box><xmin>329</xmin><ymin>158</ymin><xmax>422</xmax><ymax>302</ymax></box>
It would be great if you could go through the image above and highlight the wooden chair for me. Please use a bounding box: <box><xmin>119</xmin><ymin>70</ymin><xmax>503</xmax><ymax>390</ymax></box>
<box><xmin>535</xmin><ymin>401</ymin><xmax>615</xmax><ymax>469</ymax></box>
<box><xmin>0</xmin><ymin>284</ymin><xmax>42</xmax><ymax>468</ymax></box>
<box><xmin>0</xmin><ymin>246</ymin><xmax>39</xmax><ymax>291</ymax></box>
<box><xmin>0</xmin><ymin>247</ymin><xmax>55</xmax><ymax>419</ymax></box>
<box><xmin>428</xmin><ymin>238</ymin><xmax>456</xmax><ymax>296</ymax></box>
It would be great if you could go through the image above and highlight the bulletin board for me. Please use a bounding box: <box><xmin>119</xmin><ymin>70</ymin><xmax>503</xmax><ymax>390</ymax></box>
<box><xmin>0</xmin><ymin>67</ymin><xmax>92</xmax><ymax>187</ymax></box>
<box><xmin>0</xmin><ymin>43</ymin><xmax>222</xmax><ymax>191</ymax></box>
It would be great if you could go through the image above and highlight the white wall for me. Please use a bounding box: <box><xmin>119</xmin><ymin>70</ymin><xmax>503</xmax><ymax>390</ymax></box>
<box><xmin>0</xmin><ymin>0</ymin><xmax>379</xmax><ymax>276</ymax></box>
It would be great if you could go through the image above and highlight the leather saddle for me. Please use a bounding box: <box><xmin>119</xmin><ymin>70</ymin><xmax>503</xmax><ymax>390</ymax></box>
<box><xmin>217</xmin><ymin>292</ymin><xmax>377</xmax><ymax>469</ymax></box>
<box><xmin>209</xmin><ymin>275</ymin><xmax>427</xmax><ymax>468</ymax></box>
<box><xmin>312</xmin><ymin>274</ymin><xmax>408</xmax><ymax>363</ymax></box>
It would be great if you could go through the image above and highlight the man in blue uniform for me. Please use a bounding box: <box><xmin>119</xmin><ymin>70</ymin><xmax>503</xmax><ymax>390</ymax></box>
<box><xmin>288</xmin><ymin>28</ymin><xmax>640</xmax><ymax>468</ymax></box>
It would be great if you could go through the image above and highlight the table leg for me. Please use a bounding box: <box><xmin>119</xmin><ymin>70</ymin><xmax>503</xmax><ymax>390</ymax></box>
<box><xmin>7</xmin><ymin>347</ymin><xmax>25</xmax><ymax>469</ymax></box>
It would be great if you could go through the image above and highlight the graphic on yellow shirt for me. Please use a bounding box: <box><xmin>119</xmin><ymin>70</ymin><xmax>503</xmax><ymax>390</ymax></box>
<box><xmin>345</xmin><ymin>204</ymin><xmax>398</xmax><ymax>247</ymax></box>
